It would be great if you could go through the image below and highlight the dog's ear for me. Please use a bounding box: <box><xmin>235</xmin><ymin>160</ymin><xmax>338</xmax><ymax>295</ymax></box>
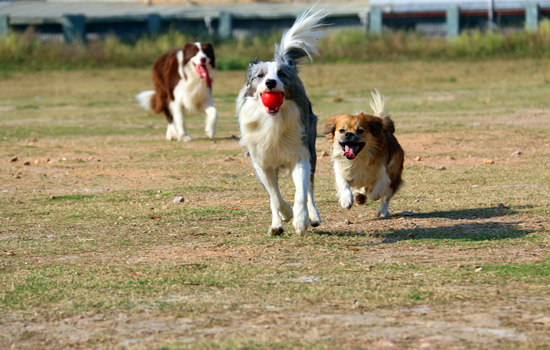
<box><xmin>368</xmin><ymin>115</ymin><xmax>384</xmax><ymax>138</ymax></box>
<box><xmin>182</xmin><ymin>43</ymin><xmax>196</xmax><ymax>67</ymax></box>
<box><xmin>324</xmin><ymin>115</ymin><xmax>338</xmax><ymax>142</ymax></box>
<box><xmin>248</xmin><ymin>58</ymin><xmax>259</xmax><ymax>68</ymax></box>
<box><xmin>202</xmin><ymin>42</ymin><xmax>216</xmax><ymax>69</ymax></box>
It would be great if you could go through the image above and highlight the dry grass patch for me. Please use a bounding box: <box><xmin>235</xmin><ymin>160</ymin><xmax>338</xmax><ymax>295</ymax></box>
<box><xmin>1</xmin><ymin>59</ymin><xmax>550</xmax><ymax>349</ymax></box>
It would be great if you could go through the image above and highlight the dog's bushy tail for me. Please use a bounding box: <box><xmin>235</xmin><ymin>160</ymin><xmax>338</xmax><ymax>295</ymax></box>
<box><xmin>136</xmin><ymin>90</ymin><xmax>155</xmax><ymax>111</ymax></box>
<box><xmin>370</xmin><ymin>89</ymin><xmax>387</xmax><ymax>117</ymax></box>
<box><xmin>274</xmin><ymin>6</ymin><xmax>328</xmax><ymax>64</ymax></box>
<box><xmin>370</xmin><ymin>89</ymin><xmax>395</xmax><ymax>134</ymax></box>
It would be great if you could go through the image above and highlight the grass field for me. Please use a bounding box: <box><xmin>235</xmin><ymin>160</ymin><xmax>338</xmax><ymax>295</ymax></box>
<box><xmin>1</xmin><ymin>59</ymin><xmax>550</xmax><ymax>349</ymax></box>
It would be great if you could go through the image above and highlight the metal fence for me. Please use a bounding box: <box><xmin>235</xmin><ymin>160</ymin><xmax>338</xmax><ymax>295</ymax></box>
<box><xmin>0</xmin><ymin>1</ymin><xmax>367</xmax><ymax>43</ymax></box>
<box><xmin>1</xmin><ymin>0</ymin><xmax>549</xmax><ymax>43</ymax></box>
<box><xmin>368</xmin><ymin>0</ymin><xmax>550</xmax><ymax>37</ymax></box>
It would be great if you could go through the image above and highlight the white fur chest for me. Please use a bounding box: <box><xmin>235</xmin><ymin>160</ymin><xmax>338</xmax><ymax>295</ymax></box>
<box><xmin>173</xmin><ymin>53</ymin><xmax>215</xmax><ymax>113</ymax></box>
<box><xmin>239</xmin><ymin>99</ymin><xmax>309</xmax><ymax>168</ymax></box>
<box><xmin>173</xmin><ymin>75</ymin><xmax>209</xmax><ymax>113</ymax></box>
<box><xmin>333</xmin><ymin>152</ymin><xmax>383</xmax><ymax>190</ymax></box>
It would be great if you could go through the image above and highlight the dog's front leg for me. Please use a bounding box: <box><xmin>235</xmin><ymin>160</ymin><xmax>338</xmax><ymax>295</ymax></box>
<box><xmin>170</xmin><ymin>100</ymin><xmax>192</xmax><ymax>142</ymax></box>
<box><xmin>291</xmin><ymin>160</ymin><xmax>311</xmax><ymax>236</ymax></box>
<box><xmin>334</xmin><ymin>164</ymin><xmax>353</xmax><ymax>209</ymax></box>
<box><xmin>254</xmin><ymin>165</ymin><xmax>293</xmax><ymax>236</ymax></box>
<box><xmin>203</xmin><ymin>99</ymin><xmax>218</xmax><ymax>138</ymax></box>
<box><xmin>307</xmin><ymin>179</ymin><xmax>321</xmax><ymax>227</ymax></box>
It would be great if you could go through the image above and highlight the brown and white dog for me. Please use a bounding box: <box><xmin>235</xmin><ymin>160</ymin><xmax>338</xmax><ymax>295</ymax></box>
<box><xmin>136</xmin><ymin>42</ymin><xmax>217</xmax><ymax>141</ymax></box>
<box><xmin>325</xmin><ymin>91</ymin><xmax>404</xmax><ymax>217</ymax></box>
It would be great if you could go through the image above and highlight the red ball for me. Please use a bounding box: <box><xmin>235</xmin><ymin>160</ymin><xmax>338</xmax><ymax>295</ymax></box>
<box><xmin>261</xmin><ymin>92</ymin><xmax>284</xmax><ymax>110</ymax></box>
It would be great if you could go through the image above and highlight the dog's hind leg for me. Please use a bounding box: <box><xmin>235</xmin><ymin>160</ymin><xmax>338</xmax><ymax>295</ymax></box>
<box><xmin>376</xmin><ymin>188</ymin><xmax>393</xmax><ymax>218</ymax></box>
<box><xmin>368</xmin><ymin>166</ymin><xmax>391</xmax><ymax>201</ymax></box>
<box><xmin>162</xmin><ymin>105</ymin><xmax>178</xmax><ymax>141</ymax></box>
<box><xmin>203</xmin><ymin>101</ymin><xmax>218</xmax><ymax>139</ymax></box>
<box><xmin>290</xmin><ymin>160</ymin><xmax>311</xmax><ymax>236</ymax></box>
<box><xmin>307</xmin><ymin>175</ymin><xmax>321</xmax><ymax>227</ymax></box>
<box><xmin>254</xmin><ymin>166</ymin><xmax>293</xmax><ymax>236</ymax></box>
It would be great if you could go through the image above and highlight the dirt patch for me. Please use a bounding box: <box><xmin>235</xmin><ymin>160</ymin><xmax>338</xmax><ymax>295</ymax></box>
<box><xmin>1</xmin><ymin>63</ymin><xmax>550</xmax><ymax>349</ymax></box>
<box><xmin>4</xmin><ymin>307</ymin><xmax>545</xmax><ymax>350</ymax></box>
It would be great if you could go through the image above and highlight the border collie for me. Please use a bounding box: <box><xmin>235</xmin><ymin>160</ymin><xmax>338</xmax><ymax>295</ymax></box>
<box><xmin>236</xmin><ymin>8</ymin><xmax>327</xmax><ymax>236</ymax></box>
<box><xmin>137</xmin><ymin>42</ymin><xmax>217</xmax><ymax>141</ymax></box>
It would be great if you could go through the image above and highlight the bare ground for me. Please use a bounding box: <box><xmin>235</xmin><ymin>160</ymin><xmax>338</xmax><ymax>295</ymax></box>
<box><xmin>1</xmin><ymin>60</ymin><xmax>550</xmax><ymax>349</ymax></box>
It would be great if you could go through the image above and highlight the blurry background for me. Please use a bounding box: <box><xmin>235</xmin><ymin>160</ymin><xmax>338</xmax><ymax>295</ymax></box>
<box><xmin>1</xmin><ymin>0</ymin><xmax>550</xmax><ymax>72</ymax></box>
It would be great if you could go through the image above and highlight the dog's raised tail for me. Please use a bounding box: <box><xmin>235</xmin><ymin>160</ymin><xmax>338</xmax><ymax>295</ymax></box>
<box><xmin>274</xmin><ymin>7</ymin><xmax>328</xmax><ymax>64</ymax></box>
<box><xmin>136</xmin><ymin>90</ymin><xmax>155</xmax><ymax>111</ymax></box>
<box><xmin>370</xmin><ymin>89</ymin><xmax>387</xmax><ymax>117</ymax></box>
<box><xmin>370</xmin><ymin>89</ymin><xmax>395</xmax><ymax>134</ymax></box>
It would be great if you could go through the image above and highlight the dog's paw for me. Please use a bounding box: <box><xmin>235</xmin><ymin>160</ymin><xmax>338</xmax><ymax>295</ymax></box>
<box><xmin>295</xmin><ymin>227</ymin><xmax>307</xmax><ymax>237</ymax></box>
<box><xmin>376</xmin><ymin>209</ymin><xmax>391</xmax><ymax>218</ymax></box>
<box><xmin>268</xmin><ymin>227</ymin><xmax>284</xmax><ymax>236</ymax></box>
<box><xmin>179</xmin><ymin>135</ymin><xmax>193</xmax><ymax>142</ymax></box>
<box><xmin>308</xmin><ymin>206</ymin><xmax>321</xmax><ymax>227</ymax></box>
<box><xmin>310</xmin><ymin>219</ymin><xmax>321</xmax><ymax>227</ymax></box>
<box><xmin>205</xmin><ymin>129</ymin><xmax>215</xmax><ymax>139</ymax></box>
<box><xmin>279</xmin><ymin>203</ymin><xmax>293</xmax><ymax>222</ymax></box>
<box><xmin>339</xmin><ymin>191</ymin><xmax>354</xmax><ymax>209</ymax></box>
<box><xmin>166</xmin><ymin>124</ymin><xmax>178</xmax><ymax>140</ymax></box>
<box><xmin>355</xmin><ymin>193</ymin><xmax>367</xmax><ymax>205</ymax></box>
<box><xmin>293</xmin><ymin>215</ymin><xmax>309</xmax><ymax>237</ymax></box>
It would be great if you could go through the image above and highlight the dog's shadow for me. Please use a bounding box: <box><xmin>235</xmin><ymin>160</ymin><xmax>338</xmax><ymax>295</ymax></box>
<box><xmin>314</xmin><ymin>207</ymin><xmax>533</xmax><ymax>242</ymax></box>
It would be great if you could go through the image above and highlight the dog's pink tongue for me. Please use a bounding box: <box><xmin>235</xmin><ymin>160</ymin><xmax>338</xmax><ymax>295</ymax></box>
<box><xmin>343</xmin><ymin>144</ymin><xmax>357</xmax><ymax>159</ymax></box>
<box><xmin>197</xmin><ymin>65</ymin><xmax>211</xmax><ymax>86</ymax></box>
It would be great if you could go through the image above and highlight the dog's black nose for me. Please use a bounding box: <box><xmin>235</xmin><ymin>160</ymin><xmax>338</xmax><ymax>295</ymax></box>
<box><xmin>345</xmin><ymin>132</ymin><xmax>355</xmax><ymax>138</ymax></box>
<box><xmin>200</xmin><ymin>57</ymin><xmax>207</xmax><ymax>64</ymax></box>
<box><xmin>265</xmin><ymin>79</ymin><xmax>277</xmax><ymax>90</ymax></box>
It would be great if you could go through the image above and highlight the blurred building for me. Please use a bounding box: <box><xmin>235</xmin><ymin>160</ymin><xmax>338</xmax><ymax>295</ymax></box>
<box><xmin>368</xmin><ymin>0</ymin><xmax>550</xmax><ymax>36</ymax></box>
<box><xmin>0</xmin><ymin>0</ymin><xmax>369</xmax><ymax>43</ymax></box>
<box><xmin>0</xmin><ymin>0</ymin><xmax>548</xmax><ymax>42</ymax></box>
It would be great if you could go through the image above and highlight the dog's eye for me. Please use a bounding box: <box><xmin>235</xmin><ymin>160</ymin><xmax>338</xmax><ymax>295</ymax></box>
<box><xmin>278</xmin><ymin>72</ymin><xmax>286</xmax><ymax>79</ymax></box>
<box><xmin>257</xmin><ymin>74</ymin><xmax>264</xmax><ymax>78</ymax></box>
<box><xmin>357</xmin><ymin>129</ymin><xmax>364</xmax><ymax>134</ymax></box>
<box><xmin>339</xmin><ymin>129</ymin><xmax>345</xmax><ymax>133</ymax></box>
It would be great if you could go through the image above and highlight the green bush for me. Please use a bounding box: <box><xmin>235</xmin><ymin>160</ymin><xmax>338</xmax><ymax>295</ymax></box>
<box><xmin>2</xmin><ymin>20</ymin><xmax>550</xmax><ymax>73</ymax></box>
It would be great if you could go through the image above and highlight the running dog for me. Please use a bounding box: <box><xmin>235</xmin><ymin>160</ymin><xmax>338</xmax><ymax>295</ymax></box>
<box><xmin>236</xmin><ymin>8</ymin><xmax>327</xmax><ymax>236</ymax></box>
<box><xmin>325</xmin><ymin>91</ymin><xmax>404</xmax><ymax>217</ymax></box>
<box><xmin>136</xmin><ymin>42</ymin><xmax>217</xmax><ymax>141</ymax></box>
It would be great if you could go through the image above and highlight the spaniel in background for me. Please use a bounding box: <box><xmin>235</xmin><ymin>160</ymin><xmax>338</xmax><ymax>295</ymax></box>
<box><xmin>236</xmin><ymin>7</ymin><xmax>327</xmax><ymax>236</ymax></box>
<box><xmin>137</xmin><ymin>42</ymin><xmax>217</xmax><ymax>141</ymax></box>
<box><xmin>325</xmin><ymin>91</ymin><xmax>404</xmax><ymax>217</ymax></box>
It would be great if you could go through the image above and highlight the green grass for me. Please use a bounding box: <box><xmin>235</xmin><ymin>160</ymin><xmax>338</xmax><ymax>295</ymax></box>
<box><xmin>48</xmin><ymin>194</ymin><xmax>96</xmax><ymax>201</ymax></box>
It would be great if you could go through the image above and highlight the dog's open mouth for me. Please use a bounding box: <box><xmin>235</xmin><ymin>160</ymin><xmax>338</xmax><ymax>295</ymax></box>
<box><xmin>194</xmin><ymin>63</ymin><xmax>212</xmax><ymax>86</ymax></box>
<box><xmin>260</xmin><ymin>92</ymin><xmax>284</xmax><ymax>115</ymax></box>
<box><xmin>340</xmin><ymin>142</ymin><xmax>365</xmax><ymax>160</ymax></box>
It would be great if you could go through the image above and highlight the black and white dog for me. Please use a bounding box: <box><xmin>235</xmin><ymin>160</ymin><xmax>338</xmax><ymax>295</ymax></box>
<box><xmin>236</xmin><ymin>8</ymin><xmax>327</xmax><ymax>236</ymax></box>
